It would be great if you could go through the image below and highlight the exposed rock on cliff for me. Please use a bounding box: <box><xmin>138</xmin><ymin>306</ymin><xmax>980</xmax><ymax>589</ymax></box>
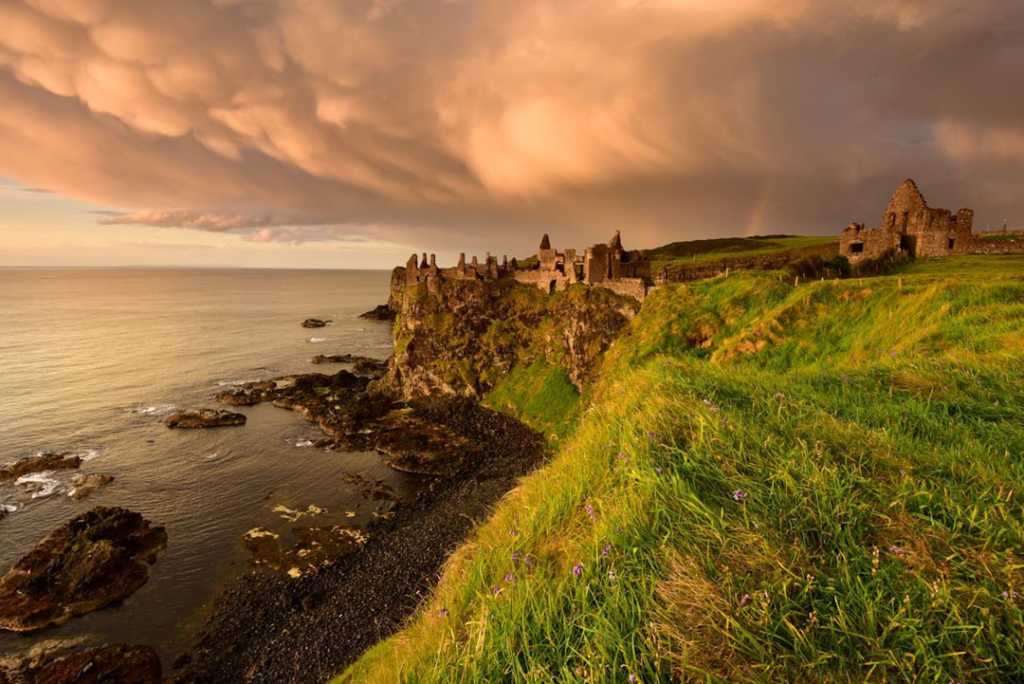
<box><xmin>359</xmin><ymin>305</ymin><xmax>396</xmax><ymax>321</ymax></box>
<box><xmin>0</xmin><ymin>507</ymin><xmax>167</xmax><ymax>632</ymax></box>
<box><xmin>383</xmin><ymin>276</ymin><xmax>638</xmax><ymax>399</ymax></box>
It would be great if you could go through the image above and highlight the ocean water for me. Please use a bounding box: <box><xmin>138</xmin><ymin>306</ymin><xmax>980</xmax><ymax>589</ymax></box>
<box><xmin>0</xmin><ymin>268</ymin><xmax>416</xmax><ymax>663</ymax></box>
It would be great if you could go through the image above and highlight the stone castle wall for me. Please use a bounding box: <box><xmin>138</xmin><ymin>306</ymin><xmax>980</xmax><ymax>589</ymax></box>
<box><xmin>400</xmin><ymin>232</ymin><xmax>650</xmax><ymax>302</ymax></box>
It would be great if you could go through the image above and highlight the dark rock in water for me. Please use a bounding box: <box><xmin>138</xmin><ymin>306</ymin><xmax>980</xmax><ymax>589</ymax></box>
<box><xmin>0</xmin><ymin>452</ymin><xmax>82</xmax><ymax>483</ymax></box>
<box><xmin>0</xmin><ymin>507</ymin><xmax>167</xmax><ymax>632</ymax></box>
<box><xmin>359</xmin><ymin>304</ymin><xmax>396</xmax><ymax>321</ymax></box>
<box><xmin>164</xmin><ymin>409</ymin><xmax>246</xmax><ymax>429</ymax></box>
<box><xmin>0</xmin><ymin>643</ymin><xmax>162</xmax><ymax>684</ymax></box>
<box><xmin>301</xmin><ymin>318</ymin><xmax>331</xmax><ymax>328</ymax></box>
<box><xmin>68</xmin><ymin>473</ymin><xmax>114</xmax><ymax>500</ymax></box>
<box><xmin>215</xmin><ymin>389</ymin><xmax>263</xmax><ymax>407</ymax></box>
<box><xmin>311</xmin><ymin>353</ymin><xmax>377</xmax><ymax>365</ymax></box>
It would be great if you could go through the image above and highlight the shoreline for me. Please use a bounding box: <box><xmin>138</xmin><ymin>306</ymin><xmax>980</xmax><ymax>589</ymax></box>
<box><xmin>175</xmin><ymin>396</ymin><xmax>545</xmax><ymax>683</ymax></box>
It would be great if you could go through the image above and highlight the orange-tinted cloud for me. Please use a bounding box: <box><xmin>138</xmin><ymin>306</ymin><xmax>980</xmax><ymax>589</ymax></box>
<box><xmin>1</xmin><ymin>0</ymin><xmax>1022</xmax><ymax>251</ymax></box>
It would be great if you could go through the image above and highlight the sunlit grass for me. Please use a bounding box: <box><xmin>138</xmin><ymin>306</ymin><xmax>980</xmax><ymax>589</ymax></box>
<box><xmin>338</xmin><ymin>255</ymin><xmax>1024</xmax><ymax>683</ymax></box>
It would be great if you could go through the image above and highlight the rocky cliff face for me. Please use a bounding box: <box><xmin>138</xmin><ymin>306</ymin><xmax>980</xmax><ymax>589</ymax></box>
<box><xmin>383</xmin><ymin>274</ymin><xmax>638</xmax><ymax>400</ymax></box>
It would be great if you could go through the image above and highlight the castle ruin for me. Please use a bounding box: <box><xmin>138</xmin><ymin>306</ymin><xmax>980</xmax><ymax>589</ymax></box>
<box><xmin>403</xmin><ymin>231</ymin><xmax>651</xmax><ymax>301</ymax></box>
<box><xmin>840</xmin><ymin>179</ymin><xmax>975</xmax><ymax>264</ymax></box>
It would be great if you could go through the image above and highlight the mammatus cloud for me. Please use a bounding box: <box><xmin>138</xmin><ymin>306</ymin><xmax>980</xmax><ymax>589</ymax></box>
<box><xmin>1</xmin><ymin>0</ymin><xmax>1022</xmax><ymax>252</ymax></box>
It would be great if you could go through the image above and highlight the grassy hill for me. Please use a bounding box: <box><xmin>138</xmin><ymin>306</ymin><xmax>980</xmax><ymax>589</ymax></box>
<box><xmin>338</xmin><ymin>255</ymin><xmax>1024</xmax><ymax>682</ymax></box>
<box><xmin>645</xmin><ymin>235</ymin><xmax>837</xmax><ymax>273</ymax></box>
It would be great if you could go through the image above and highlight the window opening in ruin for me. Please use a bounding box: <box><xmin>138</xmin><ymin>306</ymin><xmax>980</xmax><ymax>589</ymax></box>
<box><xmin>548</xmin><ymin>280</ymin><xmax>557</xmax><ymax>295</ymax></box>
<box><xmin>850</xmin><ymin>242</ymin><xmax>864</xmax><ymax>254</ymax></box>
<box><xmin>899</xmin><ymin>235</ymin><xmax>913</xmax><ymax>252</ymax></box>
<box><xmin>948</xmin><ymin>238</ymin><xmax>955</xmax><ymax>250</ymax></box>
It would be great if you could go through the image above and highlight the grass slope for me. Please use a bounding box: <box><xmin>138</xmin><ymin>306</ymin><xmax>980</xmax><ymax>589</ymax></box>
<box><xmin>484</xmin><ymin>361</ymin><xmax>581</xmax><ymax>447</ymax></box>
<box><xmin>339</xmin><ymin>256</ymin><xmax>1024</xmax><ymax>683</ymax></box>
<box><xmin>646</xmin><ymin>235</ymin><xmax>836</xmax><ymax>273</ymax></box>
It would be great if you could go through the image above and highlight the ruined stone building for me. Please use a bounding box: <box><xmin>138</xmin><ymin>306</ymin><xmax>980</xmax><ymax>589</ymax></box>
<box><xmin>840</xmin><ymin>179</ymin><xmax>974</xmax><ymax>264</ymax></box>
<box><xmin>402</xmin><ymin>231</ymin><xmax>651</xmax><ymax>301</ymax></box>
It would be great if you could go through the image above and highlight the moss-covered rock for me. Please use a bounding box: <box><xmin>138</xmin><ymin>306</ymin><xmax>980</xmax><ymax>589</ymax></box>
<box><xmin>383</xmin><ymin>276</ymin><xmax>638</xmax><ymax>399</ymax></box>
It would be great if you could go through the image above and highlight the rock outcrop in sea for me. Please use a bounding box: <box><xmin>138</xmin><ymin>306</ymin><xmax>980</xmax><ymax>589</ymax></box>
<box><xmin>164</xmin><ymin>409</ymin><xmax>247</xmax><ymax>429</ymax></box>
<box><xmin>0</xmin><ymin>507</ymin><xmax>167</xmax><ymax>632</ymax></box>
<box><xmin>0</xmin><ymin>452</ymin><xmax>83</xmax><ymax>482</ymax></box>
<box><xmin>0</xmin><ymin>643</ymin><xmax>162</xmax><ymax>684</ymax></box>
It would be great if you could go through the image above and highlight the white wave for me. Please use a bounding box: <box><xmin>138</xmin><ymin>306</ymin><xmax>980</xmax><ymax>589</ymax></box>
<box><xmin>295</xmin><ymin>439</ymin><xmax>315</xmax><ymax>448</ymax></box>
<box><xmin>78</xmin><ymin>448</ymin><xmax>103</xmax><ymax>462</ymax></box>
<box><xmin>1</xmin><ymin>503</ymin><xmax>18</xmax><ymax>514</ymax></box>
<box><xmin>127</xmin><ymin>404</ymin><xmax>177</xmax><ymax>417</ymax></box>
<box><xmin>307</xmin><ymin>337</ymin><xmax>328</xmax><ymax>343</ymax></box>
<box><xmin>15</xmin><ymin>471</ymin><xmax>63</xmax><ymax>499</ymax></box>
<box><xmin>216</xmin><ymin>378</ymin><xmax>260</xmax><ymax>387</ymax></box>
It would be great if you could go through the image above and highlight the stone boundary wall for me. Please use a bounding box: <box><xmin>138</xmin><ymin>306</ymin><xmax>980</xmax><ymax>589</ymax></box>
<box><xmin>968</xmin><ymin>234</ymin><xmax>1024</xmax><ymax>255</ymax></box>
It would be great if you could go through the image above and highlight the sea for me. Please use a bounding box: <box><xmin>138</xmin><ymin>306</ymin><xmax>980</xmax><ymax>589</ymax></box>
<box><xmin>0</xmin><ymin>268</ymin><xmax>418</xmax><ymax>664</ymax></box>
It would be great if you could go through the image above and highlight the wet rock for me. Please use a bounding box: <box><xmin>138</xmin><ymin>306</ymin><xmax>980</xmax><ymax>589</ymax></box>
<box><xmin>372</xmin><ymin>409</ymin><xmax>478</xmax><ymax>477</ymax></box>
<box><xmin>359</xmin><ymin>305</ymin><xmax>396</xmax><ymax>321</ymax></box>
<box><xmin>0</xmin><ymin>643</ymin><xmax>161</xmax><ymax>684</ymax></box>
<box><xmin>0</xmin><ymin>507</ymin><xmax>167</xmax><ymax>633</ymax></box>
<box><xmin>311</xmin><ymin>353</ymin><xmax>378</xmax><ymax>365</ymax></box>
<box><xmin>301</xmin><ymin>318</ymin><xmax>330</xmax><ymax>328</ymax></box>
<box><xmin>0</xmin><ymin>452</ymin><xmax>82</xmax><ymax>483</ymax></box>
<box><xmin>164</xmin><ymin>409</ymin><xmax>247</xmax><ymax>429</ymax></box>
<box><xmin>243</xmin><ymin>525</ymin><xmax>367</xmax><ymax>578</ymax></box>
<box><xmin>68</xmin><ymin>474</ymin><xmax>115</xmax><ymax>500</ymax></box>
<box><xmin>215</xmin><ymin>389</ymin><xmax>263</xmax><ymax>407</ymax></box>
<box><xmin>352</xmin><ymin>358</ymin><xmax>389</xmax><ymax>378</ymax></box>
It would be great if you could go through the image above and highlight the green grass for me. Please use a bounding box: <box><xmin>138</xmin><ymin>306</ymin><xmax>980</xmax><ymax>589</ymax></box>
<box><xmin>484</xmin><ymin>361</ymin><xmax>582</xmax><ymax>447</ymax></box>
<box><xmin>647</xmin><ymin>235</ymin><xmax>837</xmax><ymax>273</ymax></box>
<box><xmin>338</xmin><ymin>255</ymin><xmax>1024</xmax><ymax>683</ymax></box>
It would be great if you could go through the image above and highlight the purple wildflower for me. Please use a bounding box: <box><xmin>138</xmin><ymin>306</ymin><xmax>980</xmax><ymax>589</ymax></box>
<box><xmin>601</xmin><ymin>543</ymin><xmax>613</xmax><ymax>557</ymax></box>
<box><xmin>511</xmin><ymin>550</ymin><xmax>521</xmax><ymax>564</ymax></box>
<box><xmin>438</xmin><ymin>607</ymin><xmax>449</xmax><ymax>617</ymax></box>
<box><xmin>732</xmin><ymin>489</ymin><xmax>748</xmax><ymax>503</ymax></box>
<box><xmin>572</xmin><ymin>562</ymin><xmax>584</xmax><ymax>578</ymax></box>
<box><xmin>504</xmin><ymin>572</ymin><xmax>516</xmax><ymax>584</ymax></box>
<box><xmin>524</xmin><ymin>553</ymin><xmax>536</xmax><ymax>569</ymax></box>
<box><xmin>491</xmin><ymin>585</ymin><xmax>503</xmax><ymax>597</ymax></box>
<box><xmin>585</xmin><ymin>503</ymin><xmax>596</xmax><ymax>520</ymax></box>
<box><xmin>629</xmin><ymin>673</ymin><xmax>638</xmax><ymax>683</ymax></box>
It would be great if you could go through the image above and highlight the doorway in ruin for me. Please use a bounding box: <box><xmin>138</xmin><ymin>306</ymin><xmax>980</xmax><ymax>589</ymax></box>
<box><xmin>899</xmin><ymin>234</ymin><xmax>915</xmax><ymax>254</ymax></box>
<box><xmin>948</xmin><ymin>238</ymin><xmax>956</xmax><ymax>251</ymax></box>
<box><xmin>549</xmin><ymin>280</ymin><xmax>557</xmax><ymax>295</ymax></box>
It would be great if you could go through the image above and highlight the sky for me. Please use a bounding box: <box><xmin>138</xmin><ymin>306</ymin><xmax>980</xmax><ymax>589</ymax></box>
<box><xmin>0</xmin><ymin>0</ymin><xmax>1022</xmax><ymax>269</ymax></box>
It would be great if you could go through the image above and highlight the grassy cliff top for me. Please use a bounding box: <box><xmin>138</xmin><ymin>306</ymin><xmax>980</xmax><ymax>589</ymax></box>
<box><xmin>340</xmin><ymin>255</ymin><xmax>1024</xmax><ymax>682</ymax></box>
